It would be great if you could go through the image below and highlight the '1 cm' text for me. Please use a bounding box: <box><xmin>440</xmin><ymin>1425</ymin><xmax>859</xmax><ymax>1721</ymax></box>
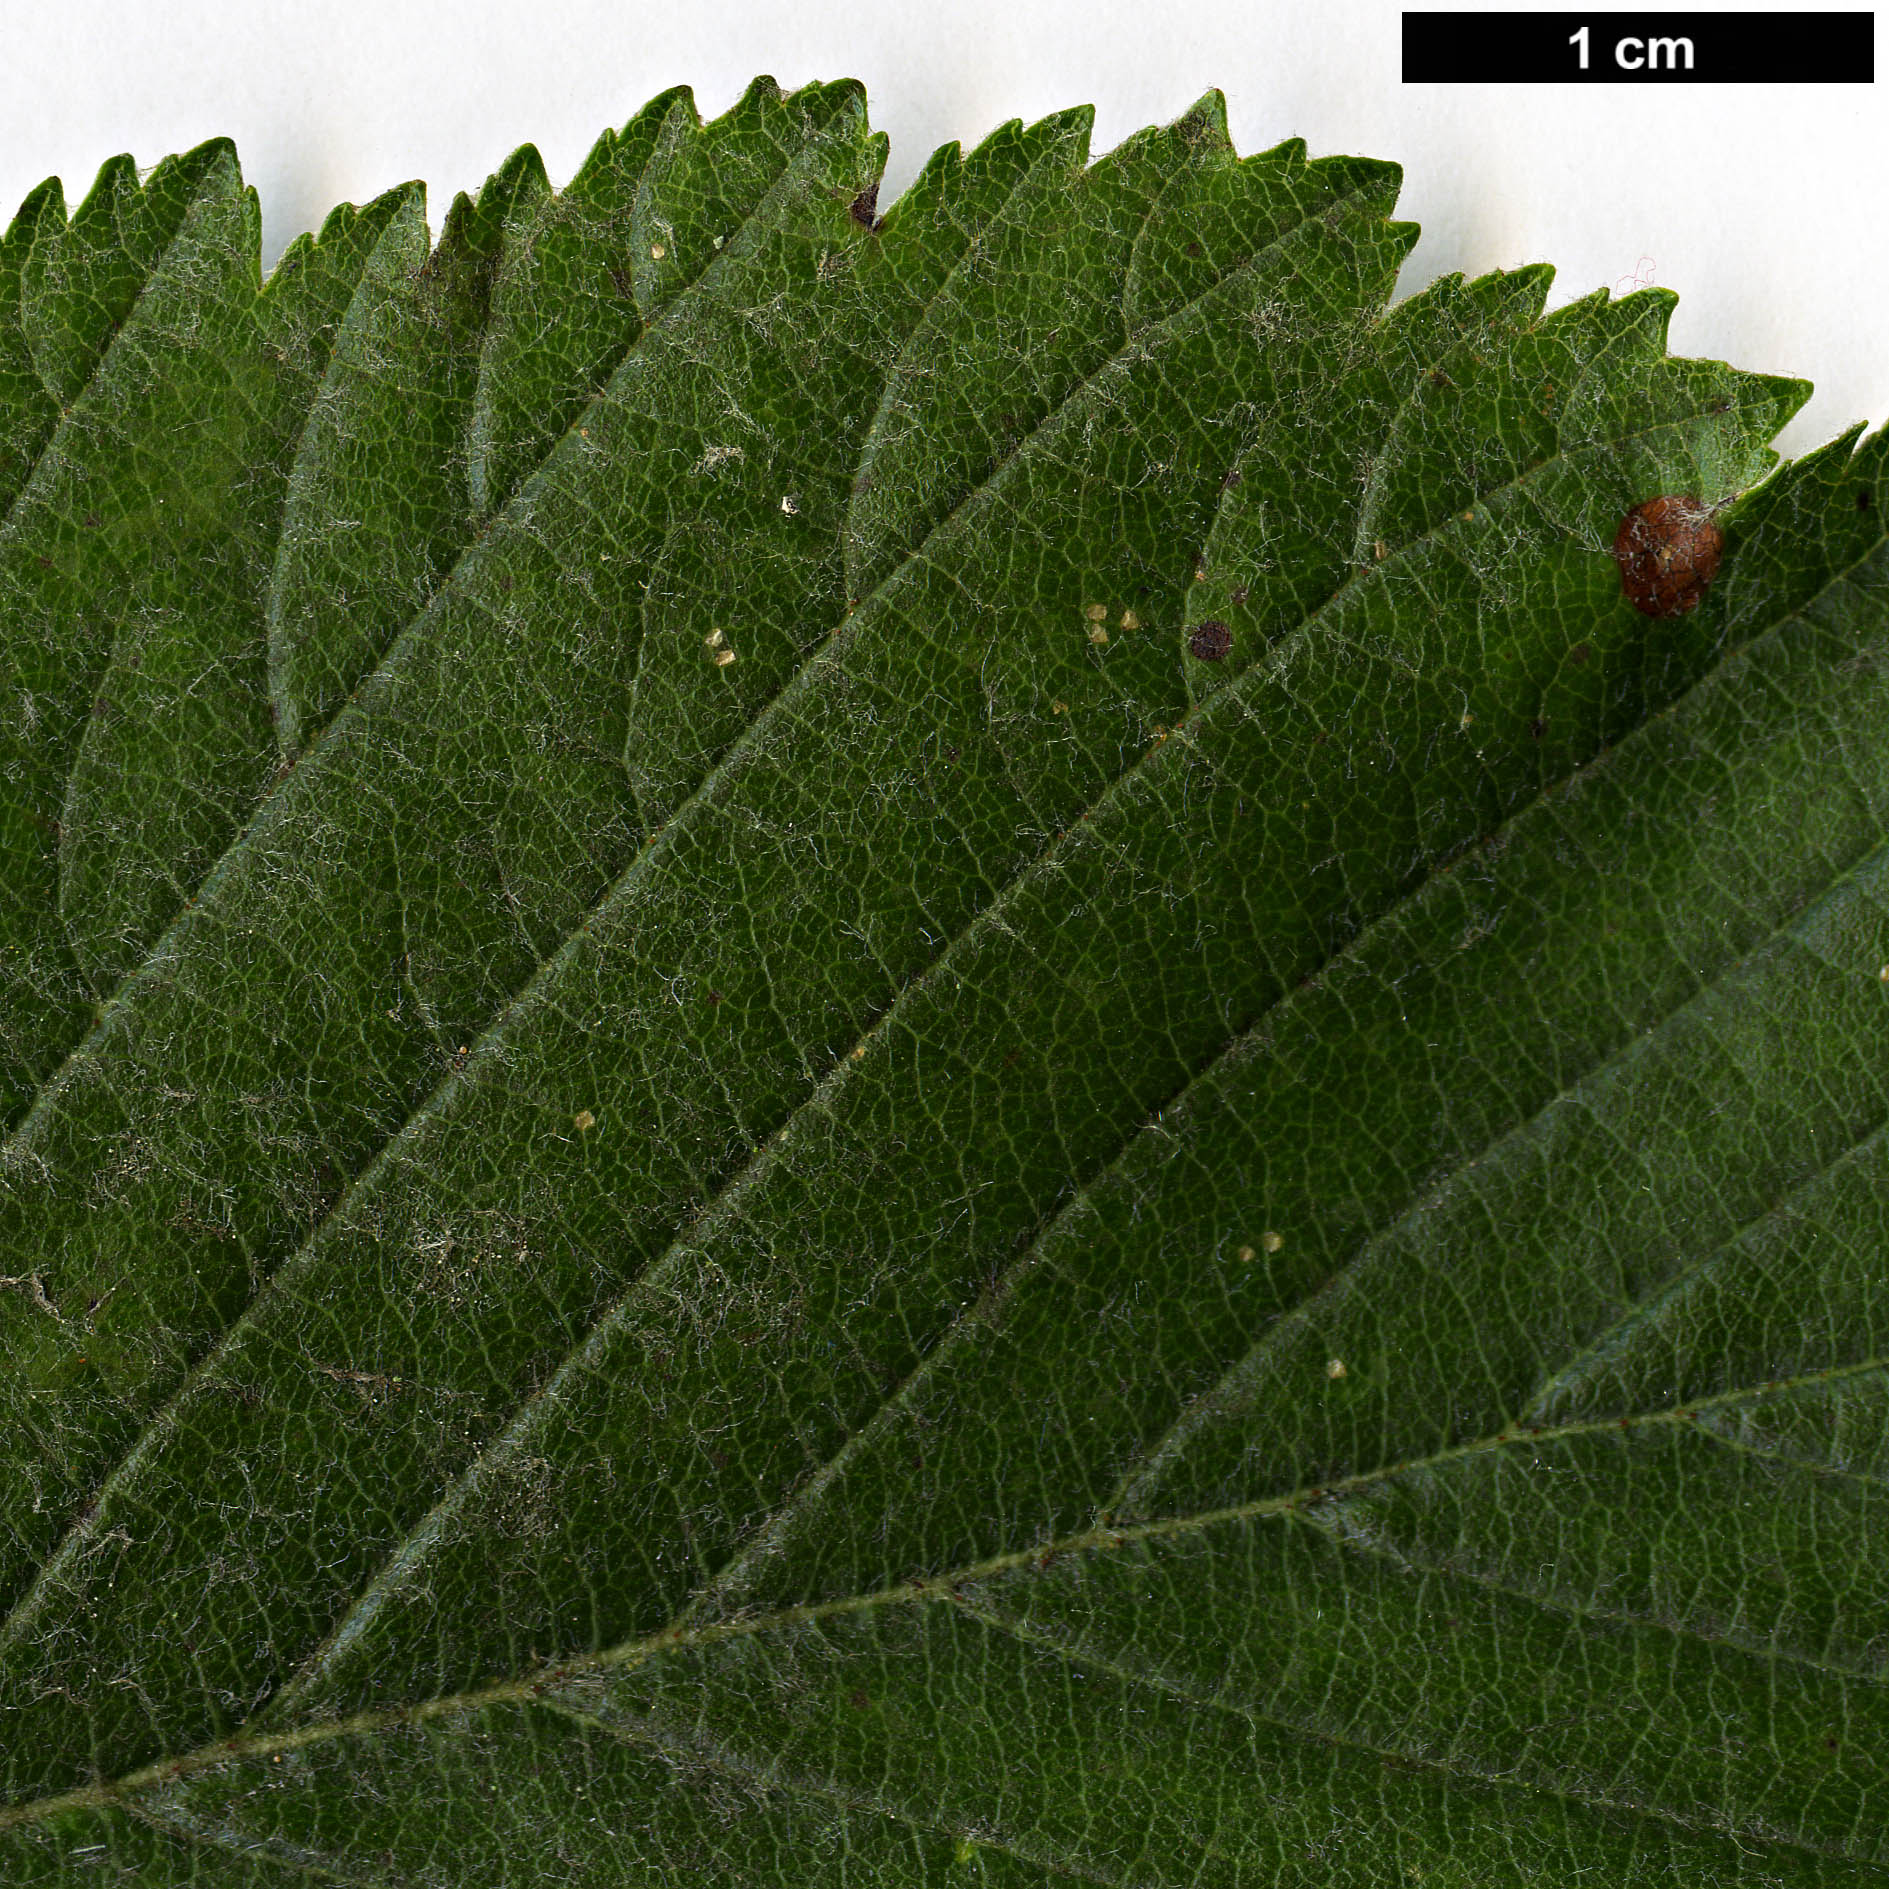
<box><xmin>1568</xmin><ymin>25</ymin><xmax>1695</xmax><ymax>68</ymax></box>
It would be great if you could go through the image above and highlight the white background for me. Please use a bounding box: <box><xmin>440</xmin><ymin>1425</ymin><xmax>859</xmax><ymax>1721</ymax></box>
<box><xmin>1</xmin><ymin>0</ymin><xmax>1879</xmax><ymax>456</ymax></box>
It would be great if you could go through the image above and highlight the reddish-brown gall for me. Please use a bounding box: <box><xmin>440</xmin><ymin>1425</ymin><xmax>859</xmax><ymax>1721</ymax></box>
<box><xmin>1188</xmin><ymin>619</ymin><xmax>1232</xmax><ymax>662</ymax></box>
<box><xmin>1612</xmin><ymin>495</ymin><xmax>1723</xmax><ymax>618</ymax></box>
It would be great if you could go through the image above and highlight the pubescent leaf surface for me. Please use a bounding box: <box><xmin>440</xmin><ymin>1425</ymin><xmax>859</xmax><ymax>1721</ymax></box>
<box><xmin>1</xmin><ymin>79</ymin><xmax>1885</xmax><ymax>1887</ymax></box>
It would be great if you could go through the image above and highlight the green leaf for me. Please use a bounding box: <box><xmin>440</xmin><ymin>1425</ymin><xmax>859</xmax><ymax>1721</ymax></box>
<box><xmin>1</xmin><ymin>79</ymin><xmax>1884</xmax><ymax>1886</ymax></box>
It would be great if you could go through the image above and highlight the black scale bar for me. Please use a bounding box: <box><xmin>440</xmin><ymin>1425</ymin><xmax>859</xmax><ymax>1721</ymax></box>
<box><xmin>1404</xmin><ymin>12</ymin><xmax>1874</xmax><ymax>81</ymax></box>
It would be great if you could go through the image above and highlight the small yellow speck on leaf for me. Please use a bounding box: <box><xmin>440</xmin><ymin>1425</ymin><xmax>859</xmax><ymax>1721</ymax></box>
<box><xmin>780</xmin><ymin>494</ymin><xmax>799</xmax><ymax>515</ymax></box>
<box><xmin>1326</xmin><ymin>1357</ymin><xmax>1347</xmax><ymax>1379</ymax></box>
<box><xmin>850</xmin><ymin>1043</ymin><xmax>867</xmax><ymax>1060</ymax></box>
<box><xmin>704</xmin><ymin>628</ymin><xmax>726</xmax><ymax>649</ymax></box>
<box><xmin>573</xmin><ymin>1109</ymin><xmax>596</xmax><ymax>1131</ymax></box>
<box><xmin>1051</xmin><ymin>700</ymin><xmax>1068</xmax><ymax>715</ymax></box>
<box><xmin>1088</xmin><ymin>625</ymin><xmax>1109</xmax><ymax>645</ymax></box>
<box><xmin>1120</xmin><ymin>609</ymin><xmax>1140</xmax><ymax>630</ymax></box>
<box><xmin>1460</xmin><ymin>711</ymin><xmax>1476</xmax><ymax>730</ymax></box>
<box><xmin>1261</xmin><ymin>1229</ymin><xmax>1284</xmax><ymax>1253</ymax></box>
<box><xmin>1879</xmin><ymin>964</ymin><xmax>1889</xmax><ymax>983</ymax></box>
<box><xmin>1373</xmin><ymin>540</ymin><xmax>1389</xmax><ymax>560</ymax></box>
<box><xmin>714</xmin><ymin>648</ymin><xmax>737</xmax><ymax>668</ymax></box>
<box><xmin>1237</xmin><ymin>1244</ymin><xmax>1256</xmax><ymax>1263</ymax></box>
<box><xmin>1461</xmin><ymin>508</ymin><xmax>1475</xmax><ymax>522</ymax></box>
<box><xmin>1084</xmin><ymin>603</ymin><xmax>1107</xmax><ymax>622</ymax></box>
<box><xmin>650</xmin><ymin>242</ymin><xmax>666</xmax><ymax>260</ymax></box>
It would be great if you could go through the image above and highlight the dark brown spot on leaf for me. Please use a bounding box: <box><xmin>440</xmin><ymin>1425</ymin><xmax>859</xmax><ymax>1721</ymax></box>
<box><xmin>1188</xmin><ymin>620</ymin><xmax>1232</xmax><ymax>662</ymax></box>
<box><xmin>848</xmin><ymin>183</ymin><xmax>881</xmax><ymax>230</ymax></box>
<box><xmin>1612</xmin><ymin>494</ymin><xmax>1724</xmax><ymax>618</ymax></box>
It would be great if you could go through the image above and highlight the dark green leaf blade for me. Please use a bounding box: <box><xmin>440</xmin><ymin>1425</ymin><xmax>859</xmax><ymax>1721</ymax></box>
<box><xmin>266</xmin><ymin>159</ymin><xmax>545</xmax><ymax>755</ymax></box>
<box><xmin>0</xmin><ymin>181</ymin><xmax>62</xmax><ymax>516</ymax></box>
<box><xmin>0</xmin><ymin>149</ymin><xmax>398</xmax><ymax>1118</ymax></box>
<box><xmin>468</xmin><ymin>77</ymin><xmax>860</xmax><ymax>519</ymax></box>
<box><xmin>0</xmin><ymin>84</ymin><xmax>1883</xmax><ymax>1889</ymax></box>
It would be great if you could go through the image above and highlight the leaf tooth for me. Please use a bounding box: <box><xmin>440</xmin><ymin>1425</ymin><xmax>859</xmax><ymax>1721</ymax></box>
<box><xmin>23</xmin><ymin>139</ymin><xmax>238</xmax><ymax>407</ymax></box>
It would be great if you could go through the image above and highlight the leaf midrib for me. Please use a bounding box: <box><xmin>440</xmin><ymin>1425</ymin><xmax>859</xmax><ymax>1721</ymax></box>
<box><xmin>698</xmin><ymin>788</ymin><xmax>1889</xmax><ymax>1669</ymax></box>
<box><xmin>1</xmin><ymin>1355</ymin><xmax>1877</xmax><ymax>1840</ymax></box>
